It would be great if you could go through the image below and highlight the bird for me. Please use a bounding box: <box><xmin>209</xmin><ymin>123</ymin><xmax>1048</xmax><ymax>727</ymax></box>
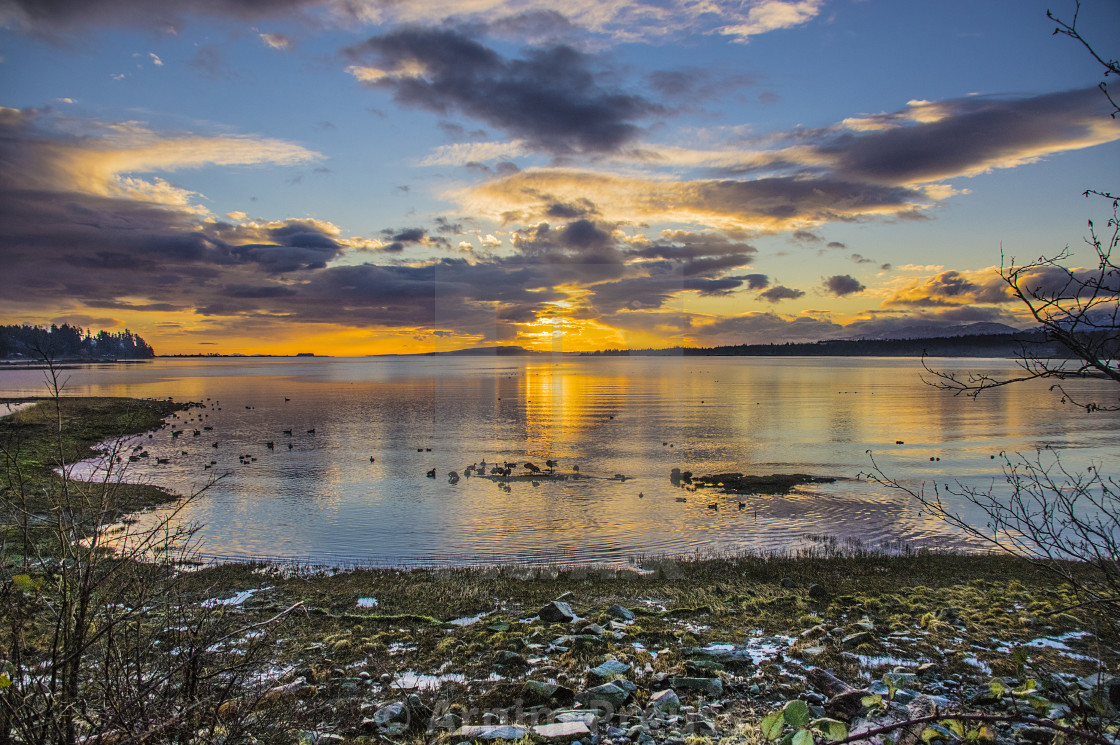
<box><xmin>307</xmin><ymin>428</ymin><xmax>316</xmax><ymax>434</ymax></box>
<box><xmin>448</xmin><ymin>471</ymin><xmax>460</xmax><ymax>484</ymax></box>
<box><xmin>426</xmin><ymin>468</ymin><xmax>436</xmax><ymax>478</ymax></box>
<box><xmin>283</xmin><ymin>429</ymin><xmax>292</xmax><ymax>435</ymax></box>
<box><xmin>638</xmin><ymin>492</ymin><xmax>644</xmax><ymax>498</ymax></box>
<box><xmin>525</xmin><ymin>462</ymin><xmax>541</xmax><ymax>473</ymax></box>
<box><xmin>545</xmin><ymin>459</ymin><xmax>557</xmax><ymax>472</ymax></box>
<box><xmin>370</xmin><ymin>456</ymin><xmax>375</xmax><ymax>463</ymax></box>
<box><xmin>676</xmin><ymin>497</ymin><xmax>687</xmax><ymax>503</ymax></box>
<box><xmin>266</xmin><ymin>441</ymin><xmax>274</xmax><ymax>450</ymax></box>
<box><xmin>707</xmin><ymin>502</ymin><xmax>719</xmax><ymax>510</ymax></box>
<box><xmin>738</xmin><ymin>502</ymin><xmax>746</xmax><ymax>510</ymax></box>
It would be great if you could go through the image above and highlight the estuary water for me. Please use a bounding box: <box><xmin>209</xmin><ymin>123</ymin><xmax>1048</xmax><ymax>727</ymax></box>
<box><xmin>1</xmin><ymin>355</ymin><xmax>1117</xmax><ymax>567</ymax></box>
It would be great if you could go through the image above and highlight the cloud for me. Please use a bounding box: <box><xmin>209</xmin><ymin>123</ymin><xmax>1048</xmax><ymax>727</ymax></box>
<box><xmin>419</xmin><ymin>139</ymin><xmax>528</xmax><ymax>167</ymax></box>
<box><xmin>460</xmin><ymin>168</ymin><xmax>932</xmax><ymax>232</ymax></box>
<box><xmin>345</xmin><ymin>28</ymin><xmax>663</xmax><ymax>154</ymax></box>
<box><xmin>259</xmin><ymin>32</ymin><xmax>293</xmax><ymax>50</ymax></box>
<box><xmin>822</xmin><ymin>274</ymin><xmax>865</xmax><ymax>297</ymax></box>
<box><xmin>0</xmin><ymin>107</ymin><xmax>770</xmax><ymax>343</ymax></box>
<box><xmin>820</xmin><ymin>88</ymin><xmax>1120</xmax><ymax>186</ymax></box>
<box><xmin>0</xmin><ymin>109</ymin><xmax>318</xmax><ymax>209</ymax></box>
<box><xmin>0</xmin><ymin>0</ymin><xmax>831</xmax><ymax>42</ymax></box>
<box><xmin>759</xmin><ymin>285</ymin><xmax>804</xmax><ymax>303</ymax></box>
<box><xmin>717</xmin><ymin>0</ymin><xmax>824</xmax><ymax>41</ymax></box>
<box><xmin>882</xmin><ymin>269</ymin><xmax>1010</xmax><ymax>307</ymax></box>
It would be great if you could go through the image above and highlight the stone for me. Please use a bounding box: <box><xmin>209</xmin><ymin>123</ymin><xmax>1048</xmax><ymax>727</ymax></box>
<box><xmin>453</xmin><ymin>725</ymin><xmax>531</xmax><ymax>741</ymax></box>
<box><xmin>523</xmin><ymin>680</ymin><xmax>576</xmax><ymax>707</ymax></box>
<box><xmin>685</xmin><ymin>659</ymin><xmax>724</xmax><ymax>674</ymax></box>
<box><xmin>648</xmin><ymin>689</ymin><xmax>681</xmax><ymax>712</ymax></box>
<box><xmin>841</xmin><ymin>631</ymin><xmax>875</xmax><ymax>648</ymax></box>
<box><xmin>590</xmin><ymin>659</ymin><xmax>632</xmax><ymax>680</ymax></box>
<box><xmin>808</xmin><ymin>584</ymin><xmax>828</xmax><ymax>601</ymax></box>
<box><xmin>780</xmin><ymin>577</ymin><xmax>795</xmax><ymax>589</ymax></box>
<box><xmin>577</xmin><ymin>682</ymin><xmax>629</xmax><ymax>708</ymax></box>
<box><xmin>540</xmin><ymin>601</ymin><xmax>576</xmax><ymax>622</ymax></box>
<box><xmin>495</xmin><ymin>650</ymin><xmax>527</xmax><ymax>667</ymax></box>
<box><xmin>607</xmin><ymin>605</ymin><xmax>635</xmax><ymax>620</ymax></box>
<box><xmin>534</xmin><ymin>722</ymin><xmax>592</xmax><ymax>739</ymax></box>
<box><xmin>686</xmin><ymin>720</ymin><xmax>717</xmax><ymax>736</ymax></box>
<box><xmin>669</xmin><ymin>677</ymin><xmax>723</xmax><ymax>697</ymax></box>
<box><xmin>555</xmin><ymin>711</ymin><xmax>599</xmax><ymax>727</ymax></box>
<box><xmin>372</xmin><ymin>702</ymin><xmax>408</xmax><ymax>726</ymax></box>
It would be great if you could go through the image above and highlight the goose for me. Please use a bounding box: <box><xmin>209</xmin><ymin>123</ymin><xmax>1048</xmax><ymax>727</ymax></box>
<box><xmin>426</xmin><ymin>468</ymin><xmax>437</xmax><ymax>478</ymax></box>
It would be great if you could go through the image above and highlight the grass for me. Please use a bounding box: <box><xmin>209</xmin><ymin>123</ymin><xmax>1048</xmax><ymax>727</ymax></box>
<box><xmin>1</xmin><ymin>396</ymin><xmax>189</xmax><ymax>546</ymax></box>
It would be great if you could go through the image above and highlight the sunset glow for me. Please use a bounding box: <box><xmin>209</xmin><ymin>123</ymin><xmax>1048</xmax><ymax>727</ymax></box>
<box><xmin>2</xmin><ymin>0</ymin><xmax>1118</xmax><ymax>354</ymax></box>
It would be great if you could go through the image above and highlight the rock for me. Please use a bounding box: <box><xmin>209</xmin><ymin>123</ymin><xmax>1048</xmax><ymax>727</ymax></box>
<box><xmin>808</xmin><ymin>583</ymin><xmax>828</xmax><ymax>601</ymax></box>
<box><xmin>430</xmin><ymin>711</ymin><xmax>463</xmax><ymax>730</ymax></box>
<box><xmin>1079</xmin><ymin>673</ymin><xmax>1120</xmax><ymax>714</ymax></box>
<box><xmin>579</xmin><ymin>623</ymin><xmax>607</xmax><ymax>635</ymax></box>
<box><xmin>577</xmin><ymin>682</ymin><xmax>629</xmax><ymax>708</ymax></box>
<box><xmin>453</xmin><ymin>725</ymin><xmax>531</xmax><ymax>741</ymax></box>
<box><xmin>780</xmin><ymin>577</ymin><xmax>795</xmax><ymax>589</ymax></box>
<box><xmin>372</xmin><ymin>702</ymin><xmax>409</xmax><ymax>726</ymax></box>
<box><xmin>686</xmin><ymin>720</ymin><xmax>718</xmax><ymax>736</ymax></box>
<box><xmin>551</xmin><ymin>634</ymin><xmax>606</xmax><ymax>650</ymax></box>
<box><xmin>648</xmin><ymin>689</ymin><xmax>681</xmax><ymax>712</ymax></box>
<box><xmin>685</xmin><ymin>659</ymin><xmax>724</xmax><ymax>674</ymax></box>
<box><xmin>540</xmin><ymin>601</ymin><xmax>577</xmax><ymax>622</ymax></box>
<box><xmin>534</xmin><ymin>722</ymin><xmax>592</xmax><ymax>739</ymax></box>
<box><xmin>607</xmin><ymin>605</ymin><xmax>635</xmax><ymax>620</ymax></box>
<box><xmin>554</xmin><ymin>711</ymin><xmax>598</xmax><ymax>727</ymax></box>
<box><xmin>495</xmin><ymin>650</ymin><xmax>527</xmax><ymax>667</ymax></box>
<box><xmin>523</xmin><ymin>680</ymin><xmax>576</xmax><ymax>707</ymax></box>
<box><xmin>590</xmin><ymin>659</ymin><xmax>631</xmax><ymax>680</ymax></box>
<box><xmin>487</xmin><ymin>622</ymin><xmax>512</xmax><ymax>632</ymax></box>
<box><xmin>840</xmin><ymin>631</ymin><xmax>874</xmax><ymax>648</ymax></box>
<box><xmin>669</xmin><ymin>677</ymin><xmax>723</xmax><ymax>697</ymax></box>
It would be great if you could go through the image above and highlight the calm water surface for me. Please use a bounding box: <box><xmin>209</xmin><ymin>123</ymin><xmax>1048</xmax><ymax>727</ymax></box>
<box><xmin>2</xmin><ymin>356</ymin><xmax>1116</xmax><ymax>566</ymax></box>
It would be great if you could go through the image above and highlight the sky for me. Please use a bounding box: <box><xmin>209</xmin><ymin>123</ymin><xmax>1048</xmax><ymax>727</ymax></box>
<box><xmin>1</xmin><ymin>0</ymin><xmax>1118</xmax><ymax>355</ymax></box>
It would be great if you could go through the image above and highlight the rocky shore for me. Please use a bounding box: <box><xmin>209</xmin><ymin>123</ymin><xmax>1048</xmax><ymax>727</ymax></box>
<box><xmin>182</xmin><ymin>554</ymin><xmax>1118</xmax><ymax>745</ymax></box>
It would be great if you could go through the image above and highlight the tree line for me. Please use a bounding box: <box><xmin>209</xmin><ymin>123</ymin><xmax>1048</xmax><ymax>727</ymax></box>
<box><xmin>0</xmin><ymin>324</ymin><xmax>155</xmax><ymax>360</ymax></box>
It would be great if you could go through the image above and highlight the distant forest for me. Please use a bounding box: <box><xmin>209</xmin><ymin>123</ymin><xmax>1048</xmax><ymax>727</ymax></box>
<box><xmin>0</xmin><ymin>324</ymin><xmax>155</xmax><ymax>360</ymax></box>
<box><xmin>583</xmin><ymin>331</ymin><xmax>1066</xmax><ymax>358</ymax></box>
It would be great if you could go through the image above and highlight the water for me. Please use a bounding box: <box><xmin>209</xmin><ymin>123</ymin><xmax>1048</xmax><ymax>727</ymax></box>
<box><xmin>2</xmin><ymin>356</ymin><xmax>1116</xmax><ymax>566</ymax></box>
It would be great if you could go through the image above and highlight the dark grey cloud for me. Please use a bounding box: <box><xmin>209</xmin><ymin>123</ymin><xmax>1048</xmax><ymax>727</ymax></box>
<box><xmin>739</xmin><ymin>273</ymin><xmax>769</xmax><ymax>290</ymax></box>
<box><xmin>822</xmin><ymin>274</ymin><xmax>865</xmax><ymax>297</ymax></box>
<box><xmin>759</xmin><ymin>285</ymin><xmax>804</xmax><ymax>303</ymax></box>
<box><xmin>821</xmin><ymin>88</ymin><xmax>1116</xmax><ymax>186</ymax></box>
<box><xmin>345</xmin><ymin>28</ymin><xmax>663</xmax><ymax>154</ymax></box>
<box><xmin>646</xmin><ymin>67</ymin><xmax>758</xmax><ymax>105</ymax></box>
<box><xmin>0</xmin><ymin>0</ymin><xmax>317</xmax><ymax>33</ymax></box>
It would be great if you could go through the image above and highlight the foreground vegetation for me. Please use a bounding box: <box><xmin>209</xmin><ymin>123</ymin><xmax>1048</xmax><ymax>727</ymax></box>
<box><xmin>1</xmin><ymin>396</ymin><xmax>1118</xmax><ymax>744</ymax></box>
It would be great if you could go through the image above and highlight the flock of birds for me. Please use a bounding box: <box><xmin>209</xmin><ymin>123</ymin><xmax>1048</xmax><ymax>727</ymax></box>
<box><xmin>118</xmin><ymin>396</ymin><xmax>758</xmax><ymax>512</ymax></box>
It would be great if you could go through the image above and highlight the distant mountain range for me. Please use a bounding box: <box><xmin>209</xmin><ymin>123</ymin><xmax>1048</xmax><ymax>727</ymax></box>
<box><xmin>838</xmin><ymin>321</ymin><xmax>1023</xmax><ymax>341</ymax></box>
